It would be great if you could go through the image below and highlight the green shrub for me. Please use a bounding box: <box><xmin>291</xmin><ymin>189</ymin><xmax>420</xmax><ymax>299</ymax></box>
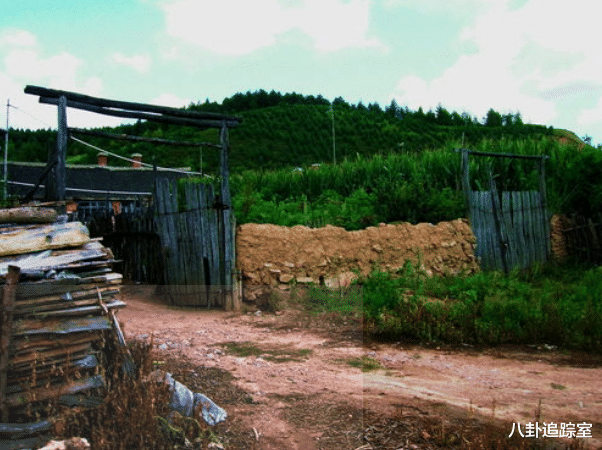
<box><xmin>360</xmin><ymin>263</ymin><xmax>602</xmax><ymax>352</ymax></box>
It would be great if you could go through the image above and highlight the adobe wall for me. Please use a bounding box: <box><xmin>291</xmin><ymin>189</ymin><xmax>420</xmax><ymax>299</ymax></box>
<box><xmin>236</xmin><ymin>219</ymin><xmax>479</xmax><ymax>290</ymax></box>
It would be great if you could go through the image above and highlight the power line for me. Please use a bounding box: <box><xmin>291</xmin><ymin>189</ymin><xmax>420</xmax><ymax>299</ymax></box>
<box><xmin>7</xmin><ymin>103</ymin><xmax>54</xmax><ymax>129</ymax></box>
<box><xmin>69</xmin><ymin>135</ymin><xmax>208</xmax><ymax>176</ymax></box>
<box><xmin>8</xmin><ymin>180</ymin><xmax>151</xmax><ymax>196</ymax></box>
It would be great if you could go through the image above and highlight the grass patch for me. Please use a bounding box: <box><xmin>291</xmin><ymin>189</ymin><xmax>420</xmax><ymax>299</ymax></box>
<box><xmin>361</xmin><ymin>261</ymin><xmax>602</xmax><ymax>352</ymax></box>
<box><xmin>347</xmin><ymin>356</ymin><xmax>383</xmax><ymax>372</ymax></box>
<box><xmin>550</xmin><ymin>383</ymin><xmax>567</xmax><ymax>390</ymax></box>
<box><xmin>217</xmin><ymin>341</ymin><xmax>313</xmax><ymax>363</ymax></box>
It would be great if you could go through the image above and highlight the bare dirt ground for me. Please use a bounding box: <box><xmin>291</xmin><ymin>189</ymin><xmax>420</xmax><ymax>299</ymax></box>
<box><xmin>117</xmin><ymin>285</ymin><xmax>602</xmax><ymax>449</ymax></box>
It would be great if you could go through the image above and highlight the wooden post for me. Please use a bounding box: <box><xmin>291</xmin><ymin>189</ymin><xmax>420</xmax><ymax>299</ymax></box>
<box><xmin>461</xmin><ymin>149</ymin><xmax>473</xmax><ymax>224</ymax></box>
<box><xmin>46</xmin><ymin>95</ymin><xmax>67</xmax><ymax>201</ymax></box>
<box><xmin>539</xmin><ymin>157</ymin><xmax>550</xmax><ymax>261</ymax></box>
<box><xmin>488</xmin><ymin>170</ymin><xmax>508</xmax><ymax>273</ymax></box>
<box><xmin>1</xmin><ymin>265</ymin><xmax>20</xmax><ymax>422</ymax></box>
<box><xmin>220</xmin><ymin>121</ymin><xmax>235</xmax><ymax>311</ymax></box>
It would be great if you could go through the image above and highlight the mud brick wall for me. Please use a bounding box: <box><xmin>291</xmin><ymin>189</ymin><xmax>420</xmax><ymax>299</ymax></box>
<box><xmin>236</xmin><ymin>219</ymin><xmax>479</xmax><ymax>288</ymax></box>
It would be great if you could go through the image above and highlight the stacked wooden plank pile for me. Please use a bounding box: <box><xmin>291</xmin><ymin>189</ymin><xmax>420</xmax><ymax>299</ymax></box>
<box><xmin>0</xmin><ymin>207</ymin><xmax>125</xmax><ymax>447</ymax></box>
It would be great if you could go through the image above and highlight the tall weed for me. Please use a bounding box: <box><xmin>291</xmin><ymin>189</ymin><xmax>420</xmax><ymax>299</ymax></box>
<box><xmin>362</xmin><ymin>263</ymin><xmax>602</xmax><ymax>351</ymax></box>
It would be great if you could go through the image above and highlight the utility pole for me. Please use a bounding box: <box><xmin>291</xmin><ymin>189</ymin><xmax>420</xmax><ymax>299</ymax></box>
<box><xmin>330</xmin><ymin>103</ymin><xmax>336</xmax><ymax>165</ymax></box>
<box><xmin>3</xmin><ymin>99</ymin><xmax>9</xmax><ymax>201</ymax></box>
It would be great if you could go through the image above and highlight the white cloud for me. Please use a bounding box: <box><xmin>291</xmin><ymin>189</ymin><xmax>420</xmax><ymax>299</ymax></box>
<box><xmin>161</xmin><ymin>0</ymin><xmax>291</xmax><ymax>55</ymax></box>
<box><xmin>0</xmin><ymin>29</ymin><xmax>37</xmax><ymax>47</ymax></box>
<box><xmin>111</xmin><ymin>52</ymin><xmax>152</xmax><ymax>73</ymax></box>
<box><xmin>150</xmin><ymin>93</ymin><xmax>191</xmax><ymax>108</ymax></box>
<box><xmin>294</xmin><ymin>0</ymin><xmax>383</xmax><ymax>52</ymax></box>
<box><xmin>0</xmin><ymin>29</ymin><xmax>127</xmax><ymax>130</ymax></box>
<box><xmin>159</xmin><ymin>0</ymin><xmax>383</xmax><ymax>55</ymax></box>
<box><xmin>391</xmin><ymin>0</ymin><xmax>602</xmax><ymax>126</ymax></box>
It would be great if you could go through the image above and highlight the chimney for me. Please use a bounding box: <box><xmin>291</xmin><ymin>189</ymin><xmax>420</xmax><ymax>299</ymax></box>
<box><xmin>131</xmin><ymin>153</ymin><xmax>143</xmax><ymax>169</ymax></box>
<box><xmin>97</xmin><ymin>152</ymin><xmax>108</xmax><ymax>167</ymax></box>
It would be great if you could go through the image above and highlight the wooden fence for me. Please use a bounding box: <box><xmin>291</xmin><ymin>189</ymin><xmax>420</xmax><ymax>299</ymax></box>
<box><xmin>469</xmin><ymin>190</ymin><xmax>550</xmax><ymax>271</ymax></box>
<box><xmin>461</xmin><ymin>149</ymin><xmax>550</xmax><ymax>272</ymax></box>
<box><xmin>153</xmin><ymin>178</ymin><xmax>238</xmax><ymax>309</ymax></box>
<box><xmin>72</xmin><ymin>201</ymin><xmax>162</xmax><ymax>285</ymax></box>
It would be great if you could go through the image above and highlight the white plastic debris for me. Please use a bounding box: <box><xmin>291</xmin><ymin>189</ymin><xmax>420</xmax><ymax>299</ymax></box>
<box><xmin>149</xmin><ymin>370</ymin><xmax>227</xmax><ymax>426</ymax></box>
<box><xmin>39</xmin><ymin>437</ymin><xmax>90</xmax><ymax>450</ymax></box>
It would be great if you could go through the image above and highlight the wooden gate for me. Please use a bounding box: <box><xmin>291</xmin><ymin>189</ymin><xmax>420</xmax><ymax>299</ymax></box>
<box><xmin>153</xmin><ymin>178</ymin><xmax>237</xmax><ymax>309</ymax></box>
<box><xmin>461</xmin><ymin>149</ymin><xmax>551</xmax><ymax>272</ymax></box>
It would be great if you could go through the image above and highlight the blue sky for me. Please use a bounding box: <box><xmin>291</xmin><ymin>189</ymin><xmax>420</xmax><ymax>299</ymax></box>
<box><xmin>2</xmin><ymin>0</ymin><xmax>602</xmax><ymax>144</ymax></box>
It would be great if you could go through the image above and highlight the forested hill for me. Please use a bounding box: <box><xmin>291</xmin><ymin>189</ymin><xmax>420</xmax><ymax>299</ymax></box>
<box><xmin>9</xmin><ymin>89</ymin><xmax>554</xmax><ymax>174</ymax></box>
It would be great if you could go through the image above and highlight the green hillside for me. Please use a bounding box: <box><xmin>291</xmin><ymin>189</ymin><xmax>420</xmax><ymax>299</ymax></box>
<box><xmin>8</xmin><ymin>90</ymin><xmax>552</xmax><ymax>174</ymax></box>
<box><xmin>10</xmin><ymin>90</ymin><xmax>602</xmax><ymax>228</ymax></box>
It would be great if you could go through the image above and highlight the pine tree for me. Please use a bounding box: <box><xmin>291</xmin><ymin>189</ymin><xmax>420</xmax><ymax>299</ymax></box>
<box><xmin>485</xmin><ymin>108</ymin><xmax>503</xmax><ymax>127</ymax></box>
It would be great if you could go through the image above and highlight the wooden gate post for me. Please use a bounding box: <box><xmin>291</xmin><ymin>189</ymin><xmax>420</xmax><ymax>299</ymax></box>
<box><xmin>539</xmin><ymin>157</ymin><xmax>550</xmax><ymax>260</ymax></box>
<box><xmin>220</xmin><ymin>122</ymin><xmax>238</xmax><ymax>311</ymax></box>
<box><xmin>0</xmin><ymin>265</ymin><xmax>20</xmax><ymax>422</ymax></box>
<box><xmin>461</xmin><ymin>149</ymin><xmax>472</xmax><ymax>222</ymax></box>
<box><xmin>46</xmin><ymin>95</ymin><xmax>67</xmax><ymax>201</ymax></box>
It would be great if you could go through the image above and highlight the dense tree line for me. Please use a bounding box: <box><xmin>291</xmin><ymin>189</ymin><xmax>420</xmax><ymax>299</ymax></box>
<box><xmin>7</xmin><ymin>90</ymin><xmax>553</xmax><ymax>175</ymax></box>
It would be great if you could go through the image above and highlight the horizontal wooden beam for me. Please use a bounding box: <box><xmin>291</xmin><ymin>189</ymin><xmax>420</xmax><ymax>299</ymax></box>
<box><xmin>453</xmin><ymin>148</ymin><xmax>550</xmax><ymax>160</ymax></box>
<box><xmin>25</xmin><ymin>85</ymin><xmax>241</xmax><ymax>123</ymax></box>
<box><xmin>39</xmin><ymin>97</ymin><xmax>239</xmax><ymax>129</ymax></box>
<box><xmin>69</xmin><ymin>128</ymin><xmax>222</xmax><ymax>148</ymax></box>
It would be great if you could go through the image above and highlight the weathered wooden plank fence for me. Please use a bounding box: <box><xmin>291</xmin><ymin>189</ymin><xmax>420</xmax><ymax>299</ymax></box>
<box><xmin>71</xmin><ymin>201</ymin><xmax>162</xmax><ymax>284</ymax></box>
<box><xmin>460</xmin><ymin>149</ymin><xmax>551</xmax><ymax>272</ymax></box>
<box><xmin>153</xmin><ymin>178</ymin><xmax>238</xmax><ymax>309</ymax></box>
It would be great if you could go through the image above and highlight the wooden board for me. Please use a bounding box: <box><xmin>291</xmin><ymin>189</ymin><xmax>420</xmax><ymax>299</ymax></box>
<box><xmin>15</xmin><ymin>287</ymin><xmax>118</xmax><ymax>309</ymax></box>
<box><xmin>6</xmin><ymin>374</ymin><xmax>105</xmax><ymax>408</ymax></box>
<box><xmin>0</xmin><ymin>242</ymin><xmax>110</xmax><ymax>277</ymax></box>
<box><xmin>0</xmin><ymin>207</ymin><xmax>57</xmax><ymax>224</ymax></box>
<box><xmin>16</xmin><ymin>277</ymin><xmax>121</xmax><ymax>300</ymax></box>
<box><xmin>13</xmin><ymin>316</ymin><xmax>112</xmax><ymax>336</ymax></box>
<box><xmin>0</xmin><ymin>222</ymin><xmax>90</xmax><ymax>257</ymax></box>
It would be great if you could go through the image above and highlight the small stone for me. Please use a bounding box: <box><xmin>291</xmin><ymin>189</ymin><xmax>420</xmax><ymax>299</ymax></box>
<box><xmin>243</xmin><ymin>271</ymin><xmax>259</xmax><ymax>282</ymax></box>
<box><xmin>279</xmin><ymin>274</ymin><xmax>294</xmax><ymax>283</ymax></box>
<box><xmin>269</xmin><ymin>268</ymin><xmax>281</xmax><ymax>274</ymax></box>
<box><xmin>296</xmin><ymin>277</ymin><xmax>314</xmax><ymax>284</ymax></box>
<box><xmin>372</xmin><ymin>244</ymin><xmax>383</xmax><ymax>253</ymax></box>
<box><xmin>324</xmin><ymin>276</ymin><xmax>340</xmax><ymax>289</ymax></box>
<box><xmin>338</xmin><ymin>271</ymin><xmax>358</xmax><ymax>287</ymax></box>
<box><xmin>284</xmin><ymin>262</ymin><xmax>295</xmax><ymax>268</ymax></box>
<box><xmin>255</xmin><ymin>310</ymin><xmax>262</xmax><ymax>316</ymax></box>
<box><xmin>263</xmin><ymin>263</ymin><xmax>273</xmax><ymax>268</ymax></box>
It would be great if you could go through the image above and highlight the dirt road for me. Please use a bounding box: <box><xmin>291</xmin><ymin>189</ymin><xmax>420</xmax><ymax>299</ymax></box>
<box><xmin>117</xmin><ymin>285</ymin><xmax>602</xmax><ymax>449</ymax></box>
